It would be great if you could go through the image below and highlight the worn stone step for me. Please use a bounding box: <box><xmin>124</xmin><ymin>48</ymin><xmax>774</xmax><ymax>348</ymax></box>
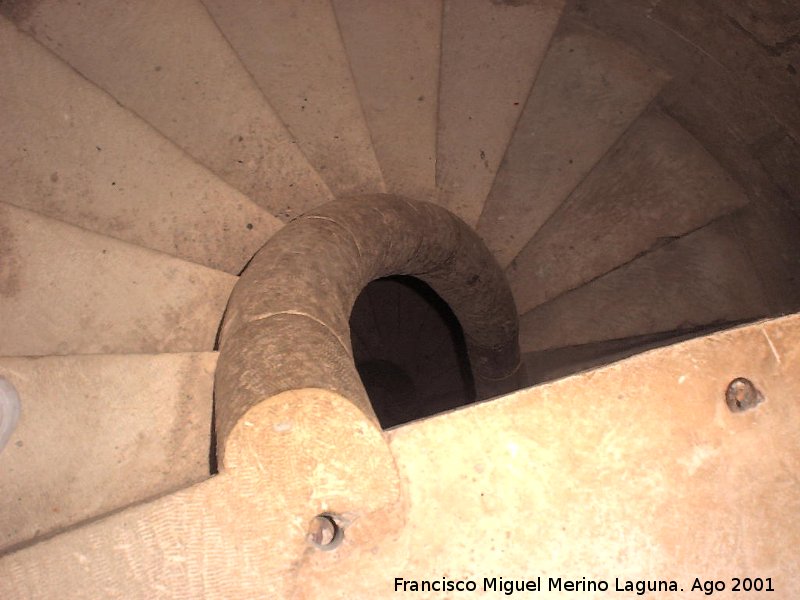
<box><xmin>333</xmin><ymin>0</ymin><xmax>439</xmax><ymax>201</ymax></box>
<box><xmin>477</xmin><ymin>20</ymin><xmax>669</xmax><ymax>267</ymax></box>
<box><xmin>437</xmin><ymin>0</ymin><xmax>564</xmax><ymax>226</ymax></box>
<box><xmin>202</xmin><ymin>0</ymin><xmax>385</xmax><ymax>197</ymax></box>
<box><xmin>518</xmin><ymin>218</ymin><xmax>770</xmax><ymax>352</ymax></box>
<box><xmin>0</xmin><ymin>352</ymin><xmax>215</xmax><ymax>553</ymax></box>
<box><xmin>0</xmin><ymin>203</ymin><xmax>235</xmax><ymax>356</ymax></box>
<box><xmin>654</xmin><ymin>78</ymin><xmax>800</xmax><ymax>316</ymax></box>
<box><xmin>0</xmin><ymin>3</ymin><xmax>331</xmax><ymax>220</ymax></box>
<box><xmin>522</xmin><ymin>321</ymin><xmax>747</xmax><ymax>387</ymax></box>
<box><xmin>508</xmin><ymin>109</ymin><xmax>750</xmax><ymax>314</ymax></box>
<box><xmin>0</xmin><ymin>16</ymin><xmax>280</xmax><ymax>275</ymax></box>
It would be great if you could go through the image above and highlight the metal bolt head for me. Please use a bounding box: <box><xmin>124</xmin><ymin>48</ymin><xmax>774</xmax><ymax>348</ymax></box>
<box><xmin>725</xmin><ymin>377</ymin><xmax>764</xmax><ymax>413</ymax></box>
<box><xmin>307</xmin><ymin>514</ymin><xmax>343</xmax><ymax>551</ymax></box>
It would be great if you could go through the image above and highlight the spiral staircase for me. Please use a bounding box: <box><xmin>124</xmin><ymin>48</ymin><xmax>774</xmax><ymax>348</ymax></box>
<box><xmin>1</xmin><ymin>0</ymin><xmax>799</xmax><ymax>597</ymax></box>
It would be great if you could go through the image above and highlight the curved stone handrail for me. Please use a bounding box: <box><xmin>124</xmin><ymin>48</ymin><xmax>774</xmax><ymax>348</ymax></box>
<box><xmin>214</xmin><ymin>194</ymin><xmax>523</xmax><ymax>460</ymax></box>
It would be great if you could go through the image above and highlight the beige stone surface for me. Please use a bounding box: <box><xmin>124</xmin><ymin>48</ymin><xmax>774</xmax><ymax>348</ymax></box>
<box><xmin>437</xmin><ymin>0</ymin><xmax>564</xmax><ymax>226</ymax></box>
<box><xmin>0</xmin><ymin>1</ymin><xmax>332</xmax><ymax>220</ymax></box>
<box><xmin>333</xmin><ymin>0</ymin><xmax>440</xmax><ymax>201</ymax></box>
<box><xmin>0</xmin><ymin>16</ymin><xmax>281</xmax><ymax>275</ymax></box>
<box><xmin>0</xmin><ymin>389</ymin><xmax>401</xmax><ymax>599</ymax></box>
<box><xmin>0</xmin><ymin>352</ymin><xmax>215</xmax><ymax>553</ymax></box>
<box><xmin>518</xmin><ymin>219</ymin><xmax>770</xmax><ymax>353</ymax></box>
<box><xmin>0</xmin><ymin>1</ymin><xmax>796</xmax><ymax>594</ymax></box>
<box><xmin>508</xmin><ymin>109</ymin><xmax>750</xmax><ymax>314</ymax></box>
<box><xmin>202</xmin><ymin>0</ymin><xmax>385</xmax><ymax>197</ymax></box>
<box><xmin>1</xmin><ymin>317</ymin><xmax>797</xmax><ymax>597</ymax></box>
<box><xmin>477</xmin><ymin>21</ymin><xmax>669</xmax><ymax>267</ymax></box>
<box><xmin>0</xmin><ymin>202</ymin><xmax>235</xmax><ymax>356</ymax></box>
<box><xmin>364</xmin><ymin>315</ymin><xmax>800</xmax><ymax>599</ymax></box>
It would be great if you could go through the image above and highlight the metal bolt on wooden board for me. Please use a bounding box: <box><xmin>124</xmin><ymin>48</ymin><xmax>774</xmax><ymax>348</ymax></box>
<box><xmin>725</xmin><ymin>377</ymin><xmax>764</xmax><ymax>413</ymax></box>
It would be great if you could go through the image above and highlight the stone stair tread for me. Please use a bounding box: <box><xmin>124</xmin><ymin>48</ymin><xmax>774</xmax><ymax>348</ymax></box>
<box><xmin>655</xmin><ymin>79</ymin><xmax>800</xmax><ymax>315</ymax></box>
<box><xmin>522</xmin><ymin>321</ymin><xmax>747</xmax><ymax>386</ymax></box>
<box><xmin>333</xmin><ymin>0</ymin><xmax>439</xmax><ymax>201</ymax></box>
<box><xmin>0</xmin><ymin>3</ymin><xmax>331</xmax><ymax>220</ymax></box>
<box><xmin>0</xmin><ymin>16</ymin><xmax>281</xmax><ymax>275</ymax></box>
<box><xmin>202</xmin><ymin>0</ymin><xmax>385</xmax><ymax>197</ymax></box>
<box><xmin>519</xmin><ymin>218</ymin><xmax>770</xmax><ymax>352</ymax></box>
<box><xmin>508</xmin><ymin>108</ymin><xmax>750</xmax><ymax>314</ymax></box>
<box><xmin>437</xmin><ymin>0</ymin><xmax>564</xmax><ymax>226</ymax></box>
<box><xmin>477</xmin><ymin>21</ymin><xmax>669</xmax><ymax>267</ymax></box>
<box><xmin>0</xmin><ymin>203</ymin><xmax>235</xmax><ymax>357</ymax></box>
<box><xmin>0</xmin><ymin>352</ymin><xmax>215</xmax><ymax>553</ymax></box>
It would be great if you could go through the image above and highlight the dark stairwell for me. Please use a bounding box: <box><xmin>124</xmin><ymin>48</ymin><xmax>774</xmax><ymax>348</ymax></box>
<box><xmin>350</xmin><ymin>276</ymin><xmax>476</xmax><ymax>428</ymax></box>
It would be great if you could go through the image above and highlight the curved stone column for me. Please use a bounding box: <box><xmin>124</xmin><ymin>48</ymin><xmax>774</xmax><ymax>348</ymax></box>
<box><xmin>215</xmin><ymin>194</ymin><xmax>522</xmax><ymax>461</ymax></box>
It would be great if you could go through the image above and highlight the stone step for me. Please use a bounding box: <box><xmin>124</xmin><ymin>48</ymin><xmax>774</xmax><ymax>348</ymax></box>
<box><xmin>0</xmin><ymin>16</ymin><xmax>280</xmax><ymax>275</ymax></box>
<box><xmin>0</xmin><ymin>352</ymin><xmax>215</xmax><ymax>553</ymax></box>
<box><xmin>522</xmin><ymin>321</ymin><xmax>748</xmax><ymax>387</ymax></box>
<box><xmin>436</xmin><ymin>0</ymin><xmax>564</xmax><ymax>226</ymax></box>
<box><xmin>1</xmin><ymin>315</ymin><xmax>797</xmax><ymax>594</ymax></box>
<box><xmin>508</xmin><ymin>109</ymin><xmax>750</xmax><ymax>314</ymax></box>
<box><xmin>333</xmin><ymin>0</ymin><xmax>440</xmax><ymax>201</ymax></box>
<box><xmin>202</xmin><ymin>0</ymin><xmax>385</xmax><ymax>197</ymax></box>
<box><xmin>0</xmin><ymin>203</ymin><xmax>235</xmax><ymax>357</ymax></box>
<box><xmin>518</xmin><ymin>218</ymin><xmax>770</xmax><ymax>353</ymax></box>
<box><xmin>655</xmin><ymin>79</ymin><xmax>800</xmax><ymax>316</ymax></box>
<box><xmin>0</xmin><ymin>3</ymin><xmax>331</xmax><ymax>220</ymax></box>
<box><xmin>477</xmin><ymin>20</ymin><xmax>669</xmax><ymax>267</ymax></box>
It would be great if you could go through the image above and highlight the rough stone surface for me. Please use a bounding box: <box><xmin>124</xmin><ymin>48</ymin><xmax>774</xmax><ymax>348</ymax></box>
<box><xmin>649</xmin><ymin>0</ymin><xmax>800</xmax><ymax>138</ymax></box>
<box><xmin>0</xmin><ymin>202</ymin><xmax>235</xmax><ymax>356</ymax></box>
<box><xmin>0</xmin><ymin>353</ymin><xmax>215</xmax><ymax>553</ymax></box>
<box><xmin>214</xmin><ymin>313</ymin><xmax>372</xmax><ymax>441</ymax></box>
<box><xmin>202</xmin><ymin>0</ymin><xmax>385</xmax><ymax>197</ymax></box>
<box><xmin>4</xmin><ymin>317</ymin><xmax>797</xmax><ymax>596</ymax></box>
<box><xmin>215</xmin><ymin>195</ymin><xmax>521</xmax><ymax>455</ymax></box>
<box><xmin>0</xmin><ymin>16</ymin><xmax>281</xmax><ymax>275</ymax></box>
<box><xmin>0</xmin><ymin>1</ymin><xmax>332</xmax><ymax>220</ymax></box>
<box><xmin>570</xmin><ymin>0</ymin><xmax>800</xmax><ymax>215</ymax></box>
<box><xmin>518</xmin><ymin>218</ymin><xmax>770</xmax><ymax>352</ymax></box>
<box><xmin>567</xmin><ymin>0</ymin><xmax>800</xmax><ymax>311</ymax></box>
<box><xmin>653</xmin><ymin>81</ymin><xmax>800</xmax><ymax>315</ymax></box>
<box><xmin>437</xmin><ymin>0</ymin><xmax>564</xmax><ymax>225</ymax></box>
<box><xmin>507</xmin><ymin>108</ymin><xmax>750</xmax><ymax>314</ymax></box>
<box><xmin>0</xmin><ymin>390</ymin><xmax>401</xmax><ymax>599</ymax></box>
<box><xmin>361</xmin><ymin>315</ymin><xmax>798</xmax><ymax>599</ymax></box>
<box><xmin>333</xmin><ymin>0</ymin><xmax>440</xmax><ymax>201</ymax></box>
<box><xmin>477</xmin><ymin>20</ymin><xmax>668</xmax><ymax>267</ymax></box>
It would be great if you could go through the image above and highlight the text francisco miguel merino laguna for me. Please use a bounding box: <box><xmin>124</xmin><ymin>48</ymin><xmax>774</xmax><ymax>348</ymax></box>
<box><xmin>394</xmin><ymin>576</ymin><xmax>683</xmax><ymax>595</ymax></box>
